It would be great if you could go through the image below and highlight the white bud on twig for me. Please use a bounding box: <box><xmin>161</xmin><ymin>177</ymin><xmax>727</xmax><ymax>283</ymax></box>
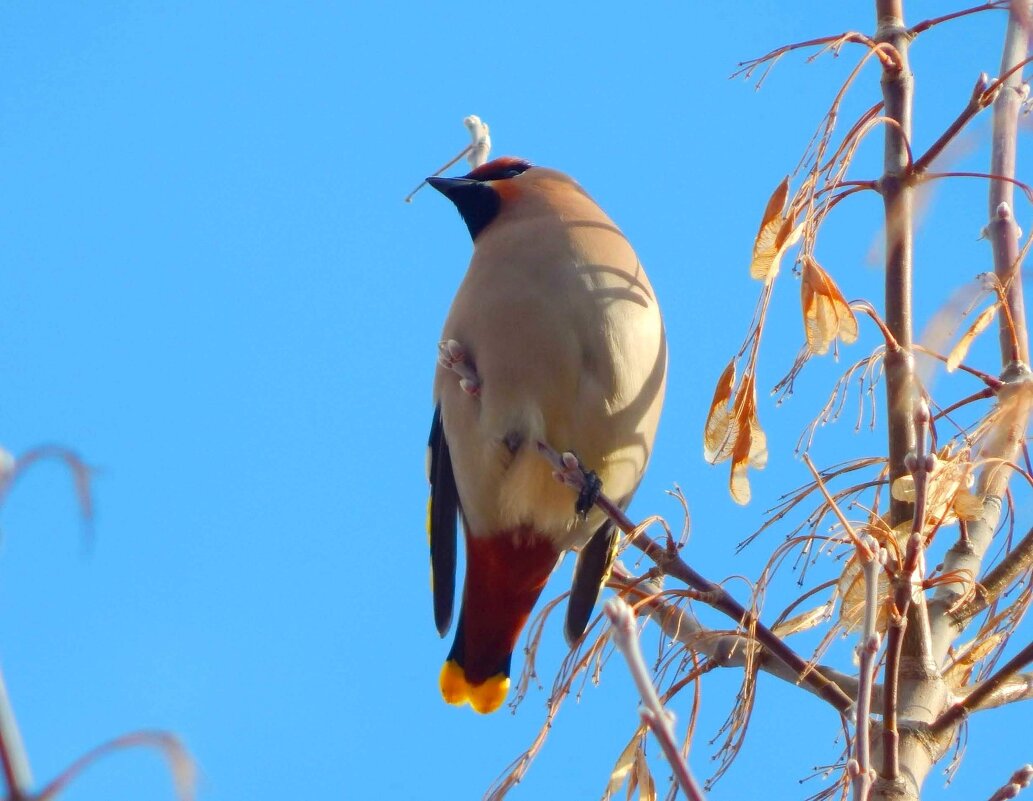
<box><xmin>463</xmin><ymin>115</ymin><xmax>491</xmax><ymax>168</ymax></box>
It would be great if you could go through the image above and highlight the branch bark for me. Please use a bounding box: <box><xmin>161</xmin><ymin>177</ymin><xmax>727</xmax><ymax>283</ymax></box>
<box><xmin>928</xmin><ymin>0</ymin><xmax>1033</xmax><ymax>663</ymax></box>
<box><xmin>539</xmin><ymin>443</ymin><xmax>855</xmax><ymax>714</ymax></box>
<box><xmin>0</xmin><ymin>669</ymin><xmax>31</xmax><ymax>801</ymax></box>
<box><xmin>931</xmin><ymin>639</ymin><xmax>1033</xmax><ymax>734</ymax></box>
<box><xmin>877</xmin><ymin>0</ymin><xmax>917</xmax><ymax>530</ymax></box>
<box><xmin>613</xmin><ymin>568</ymin><xmax>862</xmax><ymax>706</ymax></box>
<box><xmin>870</xmin><ymin>4</ymin><xmax>950</xmax><ymax>799</ymax></box>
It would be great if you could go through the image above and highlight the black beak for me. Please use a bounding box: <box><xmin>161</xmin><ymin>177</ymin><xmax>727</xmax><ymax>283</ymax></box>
<box><xmin>426</xmin><ymin>176</ymin><xmax>499</xmax><ymax>241</ymax></box>
<box><xmin>427</xmin><ymin>176</ymin><xmax>476</xmax><ymax>200</ymax></box>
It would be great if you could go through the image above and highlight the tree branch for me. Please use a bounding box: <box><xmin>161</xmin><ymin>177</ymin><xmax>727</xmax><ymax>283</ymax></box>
<box><xmin>853</xmin><ymin>538</ymin><xmax>885</xmax><ymax>801</ymax></box>
<box><xmin>604</xmin><ymin>598</ymin><xmax>708</xmax><ymax>801</ymax></box>
<box><xmin>869</xmin><ymin>6</ymin><xmax>952</xmax><ymax>799</ymax></box>
<box><xmin>908</xmin><ymin>1</ymin><xmax>1010</xmax><ymax>37</ymax></box>
<box><xmin>876</xmin><ymin>0</ymin><xmax>917</xmax><ymax>529</ymax></box>
<box><xmin>912</xmin><ymin>73</ymin><xmax>996</xmax><ymax>175</ymax></box>
<box><xmin>0</xmin><ymin>669</ymin><xmax>31</xmax><ymax>801</ymax></box>
<box><xmin>950</xmin><ymin>520</ymin><xmax>1033</xmax><ymax>625</ymax></box>
<box><xmin>538</xmin><ymin>443</ymin><xmax>855</xmax><ymax>714</ymax></box>
<box><xmin>985</xmin><ymin>764</ymin><xmax>1033</xmax><ymax>801</ymax></box>
<box><xmin>928</xmin><ymin>0</ymin><xmax>1033</xmax><ymax>665</ymax></box>
<box><xmin>930</xmin><ymin>639</ymin><xmax>1033</xmax><ymax>734</ymax></box>
<box><xmin>612</xmin><ymin>567</ymin><xmax>862</xmax><ymax>706</ymax></box>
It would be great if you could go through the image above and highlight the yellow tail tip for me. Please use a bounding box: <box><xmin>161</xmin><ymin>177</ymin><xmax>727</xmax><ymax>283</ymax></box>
<box><xmin>439</xmin><ymin>660</ymin><xmax>510</xmax><ymax>714</ymax></box>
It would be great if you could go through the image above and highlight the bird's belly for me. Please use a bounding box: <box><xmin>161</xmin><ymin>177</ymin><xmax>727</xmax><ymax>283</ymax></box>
<box><xmin>438</xmin><ymin>251</ymin><xmax>664</xmax><ymax>552</ymax></box>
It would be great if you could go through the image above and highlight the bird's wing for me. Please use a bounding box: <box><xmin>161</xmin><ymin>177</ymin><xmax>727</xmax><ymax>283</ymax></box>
<box><xmin>564</xmin><ymin>518</ymin><xmax>619</xmax><ymax>645</ymax></box>
<box><xmin>428</xmin><ymin>403</ymin><xmax>458</xmax><ymax>636</ymax></box>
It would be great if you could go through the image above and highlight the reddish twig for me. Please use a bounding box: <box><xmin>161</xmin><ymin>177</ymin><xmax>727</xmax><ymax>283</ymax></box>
<box><xmin>918</xmin><ymin>171</ymin><xmax>1033</xmax><ymax>204</ymax></box>
<box><xmin>909</xmin><ymin>1</ymin><xmax>1011</xmax><ymax>36</ymax></box>
<box><xmin>912</xmin><ymin>73</ymin><xmax>997</xmax><ymax>175</ymax></box>
<box><xmin>733</xmin><ymin>32</ymin><xmax>900</xmax><ymax>85</ymax></box>
<box><xmin>930</xmin><ymin>639</ymin><xmax>1033</xmax><ymax>735</ymax></box>
<box><xmin>34</xmin><ymin>730</ymin><xmax>194</xmax><ymax>801</ymax></box>
<box><xmin>537</xmin><ymin>442</ymin><xmax>855</xmax><ymax>713</ymax></box>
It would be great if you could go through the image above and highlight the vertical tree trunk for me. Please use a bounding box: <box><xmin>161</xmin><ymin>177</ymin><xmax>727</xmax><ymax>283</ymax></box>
<box><xmin>871</xmin><ymin>4</ymin><xmax>948</xmax><ymax>800</ymax></box>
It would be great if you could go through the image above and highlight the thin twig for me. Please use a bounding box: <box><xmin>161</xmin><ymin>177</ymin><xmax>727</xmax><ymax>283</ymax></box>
<box><xmin>604</xmin><ymin>598</ymin><xmax>707</xmax><ymax>801</ymax></box>
<box><xmin>404</xmin><ymin>115</ymin><xmax>492</xmax><ymax>203</ymax></box>
<box><xmin>537</xmin><ymin>442</ymin><xmax>855</xmax><ymax>714</ymax></box>
<box><xmin>912</xmin><ymin>73</ymin><xmax>996</xmax><ymax>175</ymax></box>
<box><xmin>909</xmin><ymin>1</ymin><xmax>1010</xmax><ymax>36</ymax></box>
<box><xmin>852</xmin><ymin>536</ymin><xmax>885</xmax><ymax>801</ymax></box>
<box><xmin>801</xmin><ymin>454</ymin><xmax>875</xmax><ymax>558</ymax></box>
<box><xmin>930</xmin><ymin>639</ymin><xmax>1033</xmax><ymax>734</ymax></box>
<box><xmin>732</xmin><ymin>32</ymin><xmax>900</xmax><ymax>84</ymax></box>
<box><xmin>918</xmin><ymin>171</ymin><xmax>1033</xmax><ymax>203</ymax></box>
<box><xmin>0</xmin><ymin>668</ymin><xmax>31</xmax><ymax>801</ymax></box>
<box><xmin>615</xmin><ymin>571</ymin><xmax>864</xmax><ymax>705</ymax></box>
<box><xmin>984</xmin><ymin>764</ymin><xmax>1033</xmax><ymax>801</ymax></box>
<box><xmin>34</xmin><ymin>730</ymin><xmax>194</xmax><ymax>801</ymax></box>
<box><xmin>951</xmin><ymin>522</ymin><xmax>1033</xmax><ymax>624</ymax></box>
<box><xmin>913</xmin><ymin>343</ymin><xmax>1005</xmax><ymax>388</ymax></box>
<box><xmin>932</xmin><ymin>388</ymin><xmax>997</xmax><ymax>422</ymax></box>
<box><xmin>987</xmin><ymin>33</ymin><xmax>1032</xmax><ymax>362</ymax></box>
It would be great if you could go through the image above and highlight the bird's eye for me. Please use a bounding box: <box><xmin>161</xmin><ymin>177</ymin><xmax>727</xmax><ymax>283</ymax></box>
<box><xmin>465</xmin><ymin>157</ymin><xmax>533</xmax><ymax>182</ymax></box>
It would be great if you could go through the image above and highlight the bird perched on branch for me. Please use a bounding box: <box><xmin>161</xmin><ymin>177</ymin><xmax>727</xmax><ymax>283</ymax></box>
<box><xmin>427</xmin><ymin>156</ymin><xmax>666</xmax><ymax>713</ymax></box>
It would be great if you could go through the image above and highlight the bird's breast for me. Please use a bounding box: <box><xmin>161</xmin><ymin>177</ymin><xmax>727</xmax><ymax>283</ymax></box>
<box><xmin>436</xmin><ymin>211</ymin><xmax>666</xmax><ymax>549</ymax></box>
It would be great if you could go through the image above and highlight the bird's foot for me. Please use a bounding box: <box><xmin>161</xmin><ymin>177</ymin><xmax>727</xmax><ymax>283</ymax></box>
<box><xmin>552</xmin><ymin>451</ymin><xmax>602</xmax><ymax>519</ymax></box>
<box><xmin>438</xmin><ymin>339</ymin><xmax>481</xmax><ymax>396</ymax></box>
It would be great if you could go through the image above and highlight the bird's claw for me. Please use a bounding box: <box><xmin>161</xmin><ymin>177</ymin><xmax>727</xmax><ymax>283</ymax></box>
<box><xmin>553</xmin><ymin>451</ymin><xmax>602</xmax><ymax>519</ymax></box>
<box><xmin>576</xmin><ymin>468</ymin><xmax>603</xmax><ymax>519</ymax></box>
<box><xmin>438</xmin><ymin>339</ymin><xmax>481</xmax><ymax>396</ymax></box>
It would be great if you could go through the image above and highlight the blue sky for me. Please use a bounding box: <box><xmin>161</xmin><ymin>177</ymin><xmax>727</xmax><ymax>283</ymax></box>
<box><xmin>1</xmin><ymin>3</ymin><xmax>1029</xmax><ymax>800</ymax></box>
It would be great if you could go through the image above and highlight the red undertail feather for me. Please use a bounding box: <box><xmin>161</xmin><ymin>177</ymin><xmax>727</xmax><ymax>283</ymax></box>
<box><xmin>440</xmin><ymin>528</ymin><xmax>559</xmax><ymax>713</ymax></box>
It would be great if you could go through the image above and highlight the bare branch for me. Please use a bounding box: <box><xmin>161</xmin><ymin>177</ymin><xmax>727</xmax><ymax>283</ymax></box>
<box><xmin>604</xmin><ymin>598</ymin><xmax>707</xmax><ymax>801</ymax></box>
<box><xmin>876</xmin><ymin>1</ymin><xmax>918</xmax><ymax>529</ymax></box>
<box><xmin>614</xmin><ymin>569</ymin><xmax>862</xmax><ymax>705</ymax></box>
<box><xmin>964</xmin><ymin>670</ymin><xmax>1033</xmax><ymax>710</ymax></box>
<box><xmin>952</xmin><ymin>521</ymin><xmax>1033</xmax><ymax>624</ymax></box>
<box><xmin>987</xmin><ymin>33</ymin><xmax>1032</xmax><ymax>363</ymax></box>
<box><xmin>918</xmin><ymin>171</ymin><xmax>1033</xmax><ymax>204</ymax></box>
<box><xmin>882</xmin><ymin>399</ymin><xmax>936</xmax><ymax>781</ymax></box>
<box><xmin>913</xmin><ymin>343</ymin><xmax>1006</xmax><ymax>388</ymax></box>
<box><xmin>538</xmin><ymin>442</ymin><xmax>855</xmax><ymax>713</ymax></box>
<box><xmin>985</xmin><ymin>764</ymin><xmax>1033</xmax><ymax>801</ymax></box>
<box><xmin>404</xmin><ymin>115</ymin><xmax>492</xmax><ymax>203</ymax></box>
<box><xmin>0</xmin><ymin>669</ymin><xmax>30</xmax><ymax>801</ymax></box>
<box><xmin>35</xmin><ymin>730</ymin><xmax>195</xmax><ymax>801</ymax></box>
<box><xmin>909</xmin><ymin>1</ymin><xmax>1011</xmax><ymax>36</ymax></box>
<box><xmin>929</xmin><ymin>0</ymin><xmax>1033</xmax><ymax>664</ymax></box>
<box><xmin>912</xmin><ymin>73</ymin><xmax>996</xmax><ymax>175</ymax></box>
<box><xmin>733</xmin><ymin>32</ymin><xmax>900</xmax><ymax>85</ymax></box>
<box><xmin>853</xmin><ymin>537</ymin><xmax>886</xmax><ymax>801</ymax></box>
<box><xmin>930</xmin><ymin>639</ymin><xmax>1033</xmax><ymax>734</ymax></box>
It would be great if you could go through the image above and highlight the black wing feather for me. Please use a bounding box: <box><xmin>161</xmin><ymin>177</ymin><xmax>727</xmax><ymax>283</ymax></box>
<box><xmin>564</xmin><ymin>520</ymin><xmax>619</xmax><ymax>645</ymax></box>
<box><xmin>428</xmin><ymin>404</ymin><xmax>459</xmax><ymax>636</ymax></box>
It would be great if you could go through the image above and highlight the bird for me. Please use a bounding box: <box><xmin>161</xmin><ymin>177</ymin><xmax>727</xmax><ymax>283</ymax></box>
<box><xmin>426</xmin><ymin>156</ymin><xmax>666</xmax><ymax>714</ymax></box>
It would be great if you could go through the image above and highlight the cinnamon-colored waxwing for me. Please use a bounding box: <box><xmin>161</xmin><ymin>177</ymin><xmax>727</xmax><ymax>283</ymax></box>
<box><xmin>426</xmin><ymin>157</ymin><xmax>667</xmax><ymax>713</ymax></box>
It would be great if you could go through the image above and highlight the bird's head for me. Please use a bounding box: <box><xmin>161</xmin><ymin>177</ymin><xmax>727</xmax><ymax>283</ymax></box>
<box><xmin>427</xmin><ymin>156</ymin><xmax>534</xmax><ymax>241</ymax></box>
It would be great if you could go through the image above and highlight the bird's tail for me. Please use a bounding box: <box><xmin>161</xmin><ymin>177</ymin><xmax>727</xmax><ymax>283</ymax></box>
<box><xmin>440</xmin><ymin>529</ymin><xmax>559</xmax><ymax>714</ymax></box>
